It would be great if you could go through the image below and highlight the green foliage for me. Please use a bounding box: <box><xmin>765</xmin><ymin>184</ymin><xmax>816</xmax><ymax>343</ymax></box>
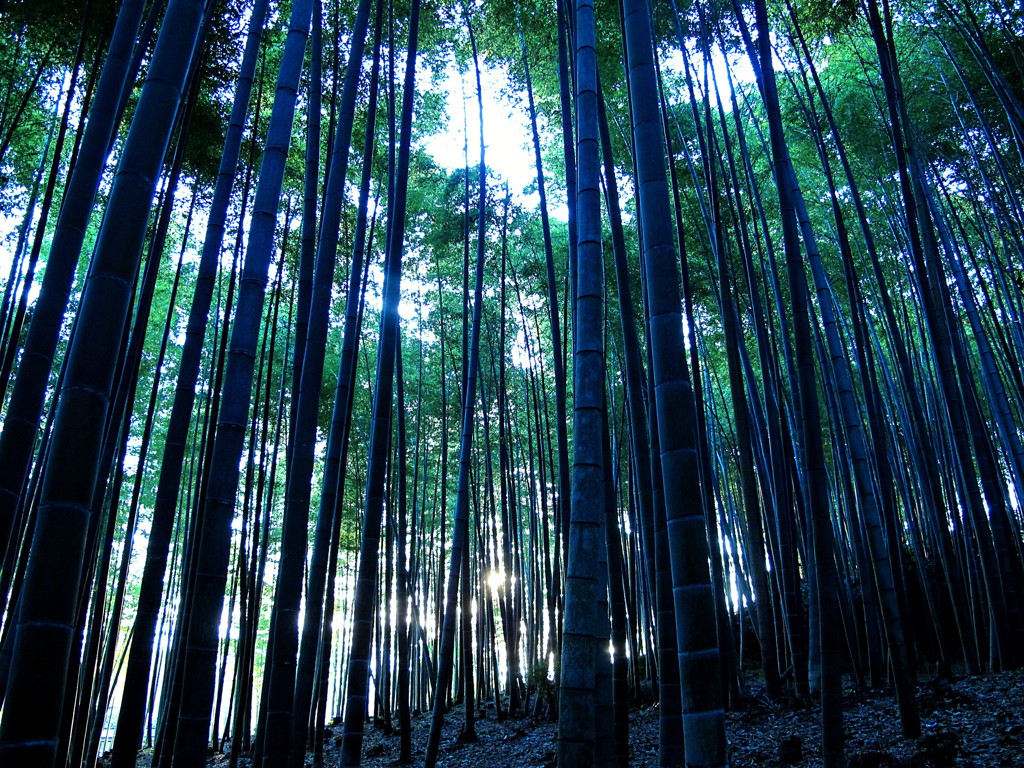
<box><xmin>789</xmin><ymin>0</ymin><xmax>861</xmax><ymax>39</ymax></box>
<box><xmin>1</xmin><ymin>0</ymin><xmax>120</xmax><ymax>58</ymax></box>
<box><xmin>4</xmin><ymin>0</ymin><xmax>1024</xmax><ymax>752</ymax></box>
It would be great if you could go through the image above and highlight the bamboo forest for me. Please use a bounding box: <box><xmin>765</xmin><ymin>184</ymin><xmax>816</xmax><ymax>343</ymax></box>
<box><xmin>1</xmin><ymin>0</ymin><xmax>1023</xmax><ymax>765</ymax></box>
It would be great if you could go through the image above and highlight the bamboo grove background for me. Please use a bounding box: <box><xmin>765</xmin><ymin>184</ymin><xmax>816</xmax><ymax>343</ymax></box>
<box><xmin>0</xmin><ymin>0</ymin><xmax>1021</xmax><ymax>766</ymax></box>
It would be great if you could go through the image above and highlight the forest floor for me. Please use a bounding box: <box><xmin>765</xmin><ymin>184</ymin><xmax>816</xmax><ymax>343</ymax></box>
<box><xmin>147</xmin><ymin>667</ymin><xmax>1024</xmax><ymax>767</ymax></box>
<box><xmin>313</xmin><ymin>667</ymin><xmax>1024</xmax><ymax>768</ymax></box>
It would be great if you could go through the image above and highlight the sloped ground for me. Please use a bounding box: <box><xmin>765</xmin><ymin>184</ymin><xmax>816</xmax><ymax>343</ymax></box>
<box><xmin>725</xmin><ymin>670</ymin><xmax>1024</xmax><ymax>767</ymax></box>
<box><xmin>342</xmin><ymin>669</ymin><xmax>1023</xmax><ymax>768</ymax></box>
<box><xmin>161</xmin><ymin>668</ymin><xmax>1022</xmax><ymax>767</ymax></box>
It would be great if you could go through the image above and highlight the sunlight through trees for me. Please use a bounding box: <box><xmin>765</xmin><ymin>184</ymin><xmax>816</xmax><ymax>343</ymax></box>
<box><xmin>0</xmin><ymin>0</ymin><xmax>1022</xmax><ymax>765</ymax></box>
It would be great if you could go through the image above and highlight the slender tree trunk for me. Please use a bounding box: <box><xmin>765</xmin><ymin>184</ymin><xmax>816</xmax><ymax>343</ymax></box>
<box><xmin>621</xmin><ymin>0</ymin><xmax>727</xmax><ymax>762</ymax></box>
<box><xmin>168</xmin><ymin>1</ymin><xmax>314</xmax><ymax>762</ymax></box>
<box><xmin>423</xmin><ymin>16</ymin><xmax>492</xmax><ymax>764</ymax></box>
<box><xmin>556</xmin><ymin>0</ymin><xmax>607</xmax><ymax>760</ymax></box>
<box><xmin>0</xmin><ymin>2</ymin><xmax>208</xmax><ymax>762</ymax></box>
<box><xmin>338</xmin><ymin>1</ymin><xmax>420</xmax><ymax>760</ymax></box>
<box><xmin>0</xmin><ymin>0</ymin><xmax>146</xmax><ymax>567</ymax></box>
<box><xmin>741</xmin><ymin>0</ymin><xmax>845</xmax><ymax>761</ymax></box>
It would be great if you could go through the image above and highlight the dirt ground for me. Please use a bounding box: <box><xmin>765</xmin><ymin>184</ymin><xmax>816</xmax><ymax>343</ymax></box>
<box><xmin>330</xmin><ymin>668</ymin><xmax>1024</xmax><ymax>768</ymax></box>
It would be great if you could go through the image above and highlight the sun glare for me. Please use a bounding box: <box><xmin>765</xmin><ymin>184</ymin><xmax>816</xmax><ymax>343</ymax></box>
<box><xmin>486</xmin><ymin>569</ymin><xmax>505</xmax><ymax>592</ymax></box>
